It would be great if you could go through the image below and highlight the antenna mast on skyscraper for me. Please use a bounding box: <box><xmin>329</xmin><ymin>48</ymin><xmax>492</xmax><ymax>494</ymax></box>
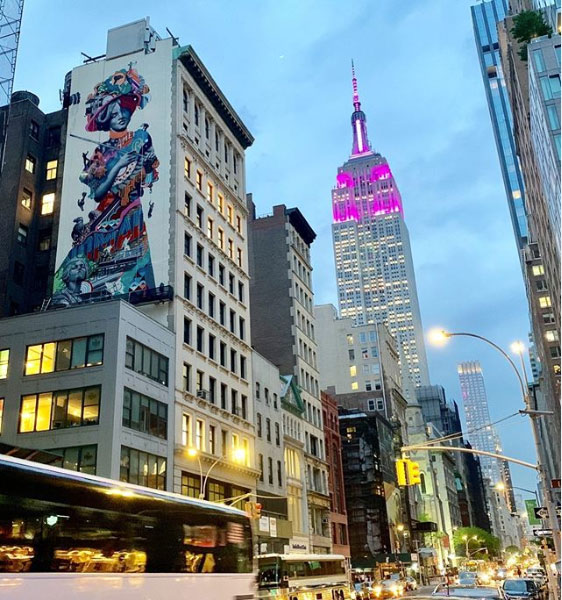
<box><xmin>0</xmin><ymin>0</ymin><xmax>24</xmax><ymax>172</ymax></box>
<box><xmin>0</xmin><ymin>0</ymin><xmax>24</xmax><ymax>106</ymax></box>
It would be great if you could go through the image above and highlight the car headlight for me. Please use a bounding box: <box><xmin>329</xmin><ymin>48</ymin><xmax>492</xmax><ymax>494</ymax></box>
<box><xmin>374</xmin><ymin>585</ymin><xmax>383</xmax><ymax>594</ymax></box>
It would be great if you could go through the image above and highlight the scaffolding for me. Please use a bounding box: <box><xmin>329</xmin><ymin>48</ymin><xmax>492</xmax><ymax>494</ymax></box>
<box><xmin>0</xmin><ymin>0</ymin><xmax>24</xmax><ymax>106</ymax></box>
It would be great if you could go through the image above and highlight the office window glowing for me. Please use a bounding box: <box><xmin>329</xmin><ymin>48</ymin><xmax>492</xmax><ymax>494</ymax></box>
<box><xmin>46</xmin><ymin>160</ymin><xmax>58</xmax><ymax>180</ymax></box>
<box><xmin>0</xmin><ymin>349</ymin><xmax>9</xmax><ymax>379</ymax></box>
<box><xmin>41</xmin><ymin>193</ymin><xmax>55</xmax><ymax>215</ymax></box>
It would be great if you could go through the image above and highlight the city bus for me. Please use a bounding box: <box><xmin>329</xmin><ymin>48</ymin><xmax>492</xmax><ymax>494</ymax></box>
<box><xmin>0</xmin><ymin>454</ymin><xmax>255</xmax><ymax>599</ymax></box>
<box><xmin>257</xmin><ymin>553</ymin><xmax>352</xmax><ymax>599</ymax></box>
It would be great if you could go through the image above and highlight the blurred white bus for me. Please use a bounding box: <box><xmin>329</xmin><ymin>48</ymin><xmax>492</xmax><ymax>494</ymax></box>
<box><xmin>257</xmin><ymin>553</ymin><xmax>351</xmax><ymax>599</ymax></box>
<box><xmin>0</xmin><ymin>454</ymin><xmax>254</xmax><ymax>599</ymax></box>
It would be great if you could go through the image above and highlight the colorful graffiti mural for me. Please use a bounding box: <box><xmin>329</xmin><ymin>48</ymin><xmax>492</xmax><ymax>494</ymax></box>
<box><xmin>52</xmin><ymin>64</ymin><xmax>159</xmax><ymax>306</ymax></box>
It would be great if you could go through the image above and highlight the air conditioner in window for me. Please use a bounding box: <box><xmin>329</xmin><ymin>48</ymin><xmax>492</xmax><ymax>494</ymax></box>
<box><xmin>196</xmin><ymin>389</ymin><xmax>208</xmax><ymax>399</ymax></box>
<box><xmin>321</xmin><ymin>517</ymin><xmax>329</xmax><ymax>524</ymax></box>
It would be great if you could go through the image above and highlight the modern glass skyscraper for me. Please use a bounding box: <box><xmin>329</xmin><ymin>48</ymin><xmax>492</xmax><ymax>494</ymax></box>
<box><xmin>471</xmin><ymin>0</ymin><xmax>528</xmax><ymax>252</ymax></box>
<box><xmin>331</xmin><ymin>65</ymin><xmax>429</xmax><ymax>400</ymax></box>
<box><xmin>457</xmin><ymin>361</ymin><xmax>501</xmax><ymax>484</ymax></box>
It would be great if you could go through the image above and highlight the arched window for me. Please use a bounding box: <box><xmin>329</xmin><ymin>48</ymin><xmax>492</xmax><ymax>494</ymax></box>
<box><xmin>420</xmin><ymin>472</ymin><xmax>427</xmax><ymax>494</ymax></box>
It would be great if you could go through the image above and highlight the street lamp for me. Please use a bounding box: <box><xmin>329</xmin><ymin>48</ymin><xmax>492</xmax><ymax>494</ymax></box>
<box><xmin>427</xmin><ymin>327</ymin><xmax>560</xmax><ymax>557</ymax></box>
<box><xmin>462</xmin><ymin>534</ymin><xmax>479</xmax><ymax>557</ymax></box>
<box><xmin>495</xmin><ymin>481</ymin><xmax>539</xmax><ymax>504</ymax></box>
<box><xmin>186</xmin><ymin>447</ymin><xmax>247</xmax><ymax>500</ymax></box>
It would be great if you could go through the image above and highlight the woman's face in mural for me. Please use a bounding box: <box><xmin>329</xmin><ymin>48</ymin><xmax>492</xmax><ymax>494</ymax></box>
<box><xmin>97</xmin><ymin>98</ymin><xmax>133</xmax><ymax>132</ymax></box>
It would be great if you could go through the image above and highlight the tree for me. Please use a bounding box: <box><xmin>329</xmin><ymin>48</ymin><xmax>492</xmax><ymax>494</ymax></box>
<box><xmin>505</xmin><ymin>545</ymin><xmax>520</xmax><ymax>555</ymax></box>
<box><xmin>511</xmin><ymin>10</ymin><xmax>552</xmax><ymax>61</ymax></box>
<box><xmin>453</xmin><ymin>526</ymin><xmax>501</xmax><ymax>558</ymax></box>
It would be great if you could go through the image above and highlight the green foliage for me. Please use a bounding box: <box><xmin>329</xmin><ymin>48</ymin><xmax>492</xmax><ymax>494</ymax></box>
<box><xmin>511</xmin><ymin>10</ymin><xmax>553</xmax><ymax>61</ymax></box>
<box><xmin>505</xmin><ymin>545</ymin><xmax>520</xmax><ymax>555</ymax></box>
<box><xmin>453</xmin><ymin>526</ymin><xmax>501</xmax><ymax>558</ymax></box>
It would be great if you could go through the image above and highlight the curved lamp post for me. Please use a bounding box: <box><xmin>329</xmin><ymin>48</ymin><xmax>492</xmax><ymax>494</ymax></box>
<box><xmin>187</xmin><ymin>447</ymin><xmax>246</xmax><ymax>500</ymax></box>
<box><xmin>427</xmin><ymin>328</ymin><xmax>559</xmax><ymax>558</ymax></box>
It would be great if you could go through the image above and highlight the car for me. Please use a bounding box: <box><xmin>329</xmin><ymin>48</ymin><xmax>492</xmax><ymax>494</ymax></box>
<box><xmin>502</xmin><ymin>578</ymin><xmax>543</xmax><ymax>600</ymax></box>
<box><xmin>432</xmin><ymin>584</ymin><xmax>502</xmax><ymax>599</ymax></box>
<box><xmin>371</xmin><ymin>578</ymin><xmax>406</xmax><ymax>598</ymax></box>
<box><xmin>458</xmin><ymin>572</ymin><xmax>479</xmax><ymax>586</ymax></box>
<box><xmin>525</xmin><ymin>568</ymin><xmax>547</xmax><ymax>588</ymax></box>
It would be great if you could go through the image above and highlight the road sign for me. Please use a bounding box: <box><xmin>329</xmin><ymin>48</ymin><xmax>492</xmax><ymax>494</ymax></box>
<box><xmin>533</xmin><ymin>528</ymin><xmax>553</xmax><ymax>537</ymax></box>
<box><xmin>526</xmin><ymin>499</ymin><xmax>541</xmax><ymax>525</ymax></box>
<box><xmin>552</xmin><ymin>479</ymin><xmax>561</xmax><ymax>489</ymax></box>
<box><xmin>534</xmin><ymin>506</ymin><xmax>549</xmax><ymax>520</ymax></box>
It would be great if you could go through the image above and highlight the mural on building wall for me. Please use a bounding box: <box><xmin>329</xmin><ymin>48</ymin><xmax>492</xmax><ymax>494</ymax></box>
<box><xmin>52</xmin><ymin>64</ymin><xmax>159</xmax><ymax>306</ymax></box>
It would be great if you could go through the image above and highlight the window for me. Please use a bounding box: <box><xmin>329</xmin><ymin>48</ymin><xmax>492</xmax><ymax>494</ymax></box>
<box><xmin>351</xmin><ymin>382</ymin><xmax>359</xmax><ymax>390</ymax></box>
<box><xmin>196</xmin><ymin>283</ymin><xmax>204</xmax><ymax>310</ymax></box>
<box><xmin>266</xmin><ymin>418</ymin><xmax>271</xmax><ymax>442</ymax></box>
<box><xmin>184</xmin><ymin>232</ymin><xmax>192</xmax><ymax>257</ymax></box>
<box><xmin>125</xmin><ymin>337</ymin><xmax>169</xmax><ymax>386</ymax></box>
<box><xmin>236</xmin><ymin>215</ymin><xmax>242</xmax><ymax>234</ymax></box>
<box><xmin>237</xmin><ymin>248</ymin><xmax>242</xmax><ymax>267</ymax></box>
<box><xmin>208</xmin><ymin>334</ymin><xmax>216</xmax><ymax>360</ymax></box>
<box><xmin>228</xmin><ymin>239</ymin><xmax>234</xmax><ymax>259</ymax></box>
<box><xmin>346</xmin><ymin>334</ymin><xmax>354</xmax><ymax>345</ymax></box>
<box><xmin>46</xmin><ymin>160</ymin><xmax>58</xmax><ymax>180</ymax></box>
<box><xmin>221</xmin><ymin>384</ymin><xmax>227</xmax><ymax>410</ymax></box>
<box><xmin>181</xmin><ymin>472</ymin><xmax>200</xmax><ymax>498</ymax></box>
<box><xmin>182</xmin><ymin>363</ymin><xmax>191</xmax><ymax>392</ymax></box>
<box><xmin>25</xmin><ymin>334</ymin><xmax>104</xmax><ymax>375</ymax></box>
<box><xmin>209</xmin><ymin>425</ymin><xmax>216</xmax><ymax>454</ymax></box>
<box><xmin>183</xmin><ymin>317</ymin><xmax>192</xmax><ymax>345</ymax></box>
<box><xmin>349</xmin><ymin>365</ymin><xmax>357</xmax><ymax>377</ymax></box>
<box><xmin>29</xmin><ymin>120</ymin><xmax>39</xmax><ymax>139</ymax></box>
<box><xmin>0</xmin><ymin>349</ymin><xmax>9</xmax><ymax>379</ymax></box>
<box><xmin>17</xmin><ymin>224</ymin><xmax>28</xmax><ymax>245</ymax></box>
<box><xmin>204</xmin><ymin>118</ymin><xmax>210</xmax><ymax>139</ymax></box>
<box><xmin>219</xmin><ymin>301</ymin><xmax>226</xmax><ymax>326</ymax></box>
<box><xmin>182</xmin><ymin>89</ymin><xmax>189</xmax><ymax>112</ymax></box>
<box><xmin>256</xmin><ymin>382</ymin><xmax>261</xmax><ymax>400</ymax></box>
<box><xmin>545</xmin><ymin>330</ymin><xmax>559</xmax><ymax>342</ymax></box>
<box><xmin>196</xmin><ymin>326</ymin><xmax>204</xmax><ymax>353</ymax></box>
<box><xmin>233</xmin><ymin>154</ymin><xmax>238</xmax><ymax>175</ymax></box>
<box><xmin>228</xmin><ymin>273</ymin><xmax>235</xmax><ymax>294</ymax></box>
<box><xmin>208</xmin><ymin>254</ymin><xmax>215</xmax><ymax>277</ymax></box>
<box><xmin>257</xmin><ymin>413</ymin><xmax>262</xmax><ymax>437</ymax></box>
<box><xmin>183</xmin><ymin>273</ymin><xmax>192</xmax><ymax>300</ymax></box>
<box><xmin>229</xmin><ymin>309</ymin><xmax>236</xmax><ymax>333</ymax></box>
<box><xmin>120</xmin><ymin>446</ymin><xmax>166</xmax><ymax>490</ymax></box>
<box><xmin>532</xmin><ymin>265</ymin><xmax>545</xmax><ymax>276</ymax></box>
<box><xmin>275</xmin><ymin>422</ymin><xmax>280</xmax><ymax>446</ymax></box>
<box><xmin>122</xmin><ymin>388</ymin><xmax>167</xmax><ymax>439</ymax></box>
<box><xmin>195</xmin><ymin>419</ymin><xmax>205</xmax><ymax>450</ymax></box>
<box><xmin>219</xmin><ymin>264</ymin><xmax>225</xmax><ymax>285</ymax></box>
<box><xmin>21</xmin><ymin>188</ymin><xmax>32</xmax><ymax>210</ymax></box>
<box><xmin>0</xmin><ymin>398</ymin><xmax>3</xmax><ymax>433</ymax></box>
<box><xmin>230</xmin><ymin>349</ymin><xmax>237</xmax><ymax>373</ymax></box>
<box><xmin>268</xmin><ymin>457</ymin><xmax>273</xmax><ymax>485</ymax></box>
<box><xmin>241</xmin><ymin>395</ymin><xmax>247</xmax><ymax>420</ymax></box>
<box><xmin>258</xmin><ymin>454</ymin><xmax>264</xmax><ymax>481</ymax></box>
<box><xmin>539</xmin><ymin>296</ymin><xmax>552</xmax><ymax>308</ymax></box>
<box><xmin>196</xmin><ymin>205</ymin><xmax>203</xmax><ymax>229</ymax></box>
<box><xmin>19</xmin><ymin>386</ymin><xmax>100</xmax><ymax>433</ymax></box>
<box><xmin>220</xmin><ymin>342</ymin><xmax>227</xmax><ymax>367</ymax></box>
<box><xmin>377</xmin><ymin>399</ymin><xmax>385</xmax><ymax>411</ymax></box>
<box><xmin>348</xmin><ymin>349</ymin><xmax>355</xmax><ymax>360</ymax></box>
<box><xmin>231</xmin><ymin>389</ymin><xmax>238</xmax><ymax>415</ymax></box>
<box><xmin>207</xmin><ymin>217</ymin><xmax>214</xmax><ymax>239</ymax></box>
<box><xmin>547</xmin><ymin>105</ymin><xmax>560</xmax><ymax>130</ymax></box>
<box><xmin>533</xmin><ymin>48</ymin><xmax>546</xmax><ymax>73</ymax></box>
<box><xmin>53</xmin><ymin>445</ymin><xmax>97</xmax><ymax>474</ymax></box>
<box><xmin>208</xmin><ymin>292</ymin><xmax>215</xmax><ymax>318</ymax></box>
<box><xmin>218</xmin><ymin>194</ymin><xmax>224</xmax><ymax>214</ymax></box>
<box><xmin>238</xmin><ymin>281</ymin><xmax>244</xmax><ymax>302</ymax></box>
<box><xmin>196</xmin><ymin>170</ymin><xmax>203</xmax><ymax>191</ymax></box>
<box><xmin>368</xmin><ymin>399</ymin><xmax>375</xmax><ymax>411</ymax></box>
<box><xmin>194</xmin><ymin>104</ymin><xmax>200</xmax><ymax>126</ymax></box>
<box><xmin>227</xmin><ymin>204</ymin><xmax>233</xmax><ymax>225</ymax></box>
<box><xmin>240</xmin><ymin>356</ymin><xmax>247</xmax><ymax>379</ymax></box>
<box><xmin>184</xmin><ymin>157</ymin><xmax>192</xmax><ymax>179</ymax></box>
<box><xmin>207</xmin><ymin>182</ymin><xmax>213</xmax><ymax>204</ymax></box>
<box><xmin>218</xmin><ymin>227</ymin><xmax>225</xmax><ymax>250</ymax></box>
<box><xmin>209</xmin><ymin>377</ymin><xmax>216</xmax><ymax>404</ymax></box>
<box><xmin>184</xmin><ymin>192</ymin><xmax>192</xmax><ymax>217</ymax></box>
<box><xmin>224</xmin><ymin>143</ymin><xmax>229</xmax><ymax>163</ymax></box>
<box><xmin>196</xmin><ymin>244</ymin><xmax>204</xmax><ymax>267</ymax></box>
<box><xmin>25</xmin><ymin>155</ymin><xmax>36</xmax><ymax>173</ymax></box>
<box><xmin>38</xmin><ymin>231</ymin><xmax>51</xmax><ymax>251</ymax></box>
<box><xmin>46</xmin><ymin>126</ymin><xmax>60</xmax><ymax>146</ymax></box>
<box><xmin>41</xmin><ymin>193</ymin><xmax>55</xmax><ymax>215</ymax></box>
<box><xmin>550</xmin><ymin>346</ymin><xmax>561</xmax><ymax>358</ymax></box>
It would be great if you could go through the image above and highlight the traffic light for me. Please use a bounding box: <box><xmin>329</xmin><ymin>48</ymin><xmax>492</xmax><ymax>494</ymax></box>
<box><xmin>244</xmin><ymin>501</ymin><xmax>263</xmax><ymax>519</ymax></box>
<box><xmin>407</xmin><ymin>460</ymin><xmax>422</xmax><ymax>485</ymax></box>
<box><xmin>396</xmin><ymin>459</ymin><xmax>408</xmax><ymax>486</ymax></box>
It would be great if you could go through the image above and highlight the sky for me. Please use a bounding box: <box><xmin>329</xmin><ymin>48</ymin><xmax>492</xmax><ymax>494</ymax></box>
<box><xmin>14</xmin><ymin>0</ymin><xmax>541</xmax><ymax>493</ymax></box>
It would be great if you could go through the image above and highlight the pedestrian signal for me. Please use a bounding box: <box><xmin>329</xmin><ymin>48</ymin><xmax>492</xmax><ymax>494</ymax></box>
<box><xmin>244</xmin><ymin>501</ymin><xmax>263</xmax><ymax>519</ymax></box>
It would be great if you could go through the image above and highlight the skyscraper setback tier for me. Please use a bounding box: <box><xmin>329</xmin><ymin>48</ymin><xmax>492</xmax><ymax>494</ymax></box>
<box><xmin>332</xmin><ymin>65</ymin><xmax>429</xmax><ymax>399</ymax></box>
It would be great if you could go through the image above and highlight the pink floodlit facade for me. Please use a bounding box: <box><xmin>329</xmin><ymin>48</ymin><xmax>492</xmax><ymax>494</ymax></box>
<box><xmin>330</xmin><ymin>63</ymin><xmax>430</xmax><ymax>400</ymax></box>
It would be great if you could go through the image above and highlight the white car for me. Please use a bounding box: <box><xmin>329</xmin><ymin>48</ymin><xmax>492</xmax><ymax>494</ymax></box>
<box><xmin>525</xmin><ymin>567</ymin><xmax>547</xmax><ymax>587</ymax></box>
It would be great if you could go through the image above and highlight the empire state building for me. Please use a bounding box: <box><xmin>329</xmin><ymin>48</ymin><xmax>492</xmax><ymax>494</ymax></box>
<box><xmin>332</xmin><ymin>64</ymin><xmax>430</xmax><ymax>399</ymax></box>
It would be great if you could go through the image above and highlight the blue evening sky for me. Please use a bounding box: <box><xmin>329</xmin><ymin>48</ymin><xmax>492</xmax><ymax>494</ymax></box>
<box><xmin>15</xmin><ymin>1</ymin><xmax>541</xmax><ymax>493</ymax></box>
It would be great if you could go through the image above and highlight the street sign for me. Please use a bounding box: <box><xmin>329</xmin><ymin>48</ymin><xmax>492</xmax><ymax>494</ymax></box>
<box><xmin>552</xmin><ymin>479</ymin><xmax>561</xmax><ymax>489</ymax></box>
<box><xmin>533</xmin><ymin>528</ymin><xmax>553</xmax><ymax>537</ymax></box>
<box><xmin>534</xmin><ymin>506</ymin><xmax>549</xmax><ymax>520</ymax></box>
<box><xmin>525</xmin><ymin>499</ymin><xmax>540</xmax><ymax>525</ymax></box>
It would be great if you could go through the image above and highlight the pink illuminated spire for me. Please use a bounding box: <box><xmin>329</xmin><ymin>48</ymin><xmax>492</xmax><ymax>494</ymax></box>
<box><xmin>350</xmin><ymin>60</ymin><xmax>371</xmax><ymax>156</ymax></box>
